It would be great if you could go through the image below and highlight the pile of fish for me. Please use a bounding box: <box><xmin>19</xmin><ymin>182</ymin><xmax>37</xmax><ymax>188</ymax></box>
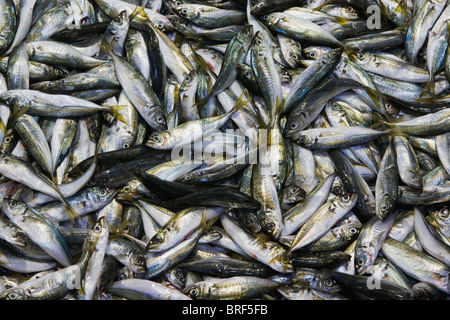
<box><xmin>0</xmin><ymin>0</ymin><xmax>449</xmax><ymax>300</ymax></box>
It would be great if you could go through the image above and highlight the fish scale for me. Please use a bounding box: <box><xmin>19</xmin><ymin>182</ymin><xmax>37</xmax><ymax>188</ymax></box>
<box><xmin>0</xmin><ymin>0</ymin><xmax>449</xmax><ymax>302</ymax></box>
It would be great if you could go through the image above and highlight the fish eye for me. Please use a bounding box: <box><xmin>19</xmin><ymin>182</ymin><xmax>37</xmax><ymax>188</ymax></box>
<box><xmin>152</xmin><ymin>134</ymin><xmax>162</xmax><ymax>142</ymax></box>
<box><xmin>94</xmin><ymin>224</ymin><xmax>102</xmax><ymax>232</ymax></box>
<box><xmin>356</xmin><ymin>52</ymin><xmax>365</xmax><ymax>60</ymax></box>
<box><xmin>345</xmin><ymin>6</ymin><xmax>355</xmax><ymax>12</ymax></box>
<box><xmin>181</xmin><ymin>8</ymin><xmax>188</xmax><ymax>15</ymax></box>
<box><xmin>255</xmin><ymin>38</ymin><xmax>263</xmax><ymax>45</ymax></box>
<box><xmin>331</xmin><ymin>103</ymin><xmax>340</xmax><ymax>110</ymax></box>
<box><xmin>291</xmin><ymin>53</ymin><xmax>299</xmax><ymax>60</ymax></box>
<box><xmin>134</xmin><ymin>257</ymin><xmax>145</xmax><ymax>267</ymax></box>
<box><xmin>290</xmin><ymin>187</ymin><xmax>299</xmax><ymax>194</ymax></box>
<box><xmin>156</xmin><ymin>116</ymin><xmax>165</xmax><ymax>124</ymax></box>
<box><xmin>342</xmin><ymin>194</ymin><xmax>350</xmax><ymax>202</ymax></box>
<box><xmin>349</xmin><ymin>227</ymin><xmax>357</xmax><ymax>234</ymax></box>
<box><xmin>298</xmin><ymin>136</ymin><xmax>307</xmax><ymax>144</ymax></box>
<box><xmin>176</xmin><ymin>269</ymin><xmax>185</xmax><ymax>280</ymax></box>
<box><xmin>183</xmin><ymin>175</ymin><xmax>191</xmax><ymax>181</ymax></box>
<box><xmin>357</xmin><ymin>258</ymin><xmax>365</xmax><ymax>266</ymax></box>
<box><xmin>176</xmin><ymin>1</ymin><xmax>182</xmax><ymax>5</ymax></box>
<box><xmin>289</xmin><ymin>122</ymin><xmax>298</xmax><ymax>130</ymax></box>
<box><xmin>265</xmin><ymin>221</ymin><xmax>275</xmax><ymax>231</ymax></box>
<box><xmin>114</xmin><ymin>16</ymin><xmax>123</xmax><ymax>24</ymax></box>
<box><xmin>247</xmin><ymin>217</ymin><xmax>256</xmax><ymax>225</ymax></box>
<box><xmin>56</xmin><ymin>69</ymin><xmax>64</xmax><ymax>76</ymax></box>
<box><xmin>188</xmin><ymin>287</ymin><xmax>199</xmax><ymax>297</ymax></box>
<box><xmin>152</xmin><ymin>234</ymin><xmax>163</xmax><ymax>244</ymax></box>
<box><xmin>156</xmin><ymin>23</ymin><xmax>164</xmax><ymax>30</ymax></box>
<box><xmin>381</xmin><ymin>204</ymin><xmax>388</xmax><ymax>211</ymax></box>
<box><xmin>10</xmin><ymin>201</ymin><xmax>17</xmax><ymax>208</ymax></box>
<box><xmin>122</xmin><ymin>186</ymin><xmax>131</xmax><ymax>193</ymax></box>
<box><xmin>439</xmin><ymin>209</ymin><xmax>449</xmax><ymax>218</ymax></box>
<box><xmin>4</xmin><ymin>136</ymin><xmax>11</xmax><ymax>143</ymax></box>
<box><xmin>244</xmin><ymin>70</ymin><xmax>251</xmax><ymax>77</ymax></box>
<box><xmin>100</xmin><ymin>189</ymin><xmax>108</xmax><ymax>196</ymax></box>
<box><xmin>308</xmin><ymin>51</ymin><xmax>316</xmax><ymax>58</ymax></box>
<box><xmin>7</xmin><ymin>292</ymin><xmax>19</xmax><ymax>300</ymax></box>
<box><xmin>122</xmin><ymin>142</ymin><xmax>130</xmax><ymax>149</ymax></box>
<box><xmin>9</xmin><ymin>97</ymin><xmax>16</xmax><ymax>105</ymax></box>
<box><xmin>325</xmin><ymin>279</ymin><xmax>334</xmax><ymax>286</ymax></box>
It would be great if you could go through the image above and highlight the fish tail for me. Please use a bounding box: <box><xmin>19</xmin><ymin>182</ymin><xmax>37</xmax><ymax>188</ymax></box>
<box><xmin>129</xmin><ymin>6</ymin><xmax>145</xmax><ymax>21</ymax></box>
<box><xmin>61</xmin><ymin>197</ymin><xmax>81</xmax><ymax>225</ymax></box>
<box><xmin>420</xmin><ymin>79</ymin><xmax>435</xmax><ymax>98</ymax></box>
<box><xmin>108</xmin><ymin>105</ymin><xmax>128</xmax><ymax>124</ymax></box>
<box><xmin>387</xmin><ymin>127</ymin><xmax>408</xmax><ymax>137</ymax></box>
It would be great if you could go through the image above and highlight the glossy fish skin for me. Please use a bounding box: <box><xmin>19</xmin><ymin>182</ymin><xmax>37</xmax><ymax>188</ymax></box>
<box><xmin>106</xmin><ymin>278</ymin><xmax>191</xmax><ymax>300</ymax></box>
<box><xmin>287</xmin><ymin>193</ymin><xmax>357</xmax><ymax>255</ymax></box>
<box><xmin>101</xmin><ymin>39</ymin><xmax>166</xmax><ymax>133</ymax></box>
<box><xmin>414</xmin><ymin>207</ymin><xmax>450</xmax><ymax>266</ymax></box>
<box><xmin>291</xmin><ymin>251</ymin><xmax>351</xmax><ymax>269</ymax></box>
<box><xmin>182</xmin><ymin>276</ymin><xmax>280</xmax><ymax>300</ymax></box>
<box><xmin>0</xmin><ymin>0</ymin><xmax>17</xmax><ymax>56</ymax></box>
<box><xmin>381</xmin><ymin>237</ymin><xmax>450</xmax><ymax>295</ymax></box>
<box><xmin>0</xmin><ymin>219</ymin><xmax>104</xmax><ymax>300</ymax></box>
<box><xmin>179</xmin><ymin>257</ymin><xmax>272</xmax><ymax>278</ymax></box>
<box><xmin>0</xmin><ymin>199</ymin><xmax>72</xmax><ymax>267</ymax></box>
<box><xmin>375</xmin><ymin>138</ymin><xmax>398</xmax><ymax>221</ymax></box>
<box><xmin>329</xmin><ymin>271</ymin><xmax>413</xmax><ymax>300</ymax></box>
<box><xmin>354</xmin><ymin>212</ymin><xmax>397</xmax><ymax>275</ymax></box>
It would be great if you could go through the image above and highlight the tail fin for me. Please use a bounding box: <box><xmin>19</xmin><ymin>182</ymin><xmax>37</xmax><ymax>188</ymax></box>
<box><xmin>61</xmin><ymin>196</ymin><xmax>81</xmax><ymax>226</ymax></box>
<box><xmin>129</xmin><ymin>6</ymin><xmax>145</xmax><ymax>21</ymax></box>
<box><xmin>108</xmin><ymin>105</ymin><xmax>128</xmax><ymax>124</ymax></box>
<box><xmin>8</xmin><ymin>103</ymin><xmax>29</xmax><ymax>128</ymax></box>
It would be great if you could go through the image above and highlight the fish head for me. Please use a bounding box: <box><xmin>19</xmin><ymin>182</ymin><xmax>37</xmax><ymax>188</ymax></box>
<box><xmin>341</xmin><ymin>223</ymin><xmax>362</xmax><ymax>242</ymax></box>
<box><xmin>130</xmin><ymin>253</ymin><xmax>147</xmax><ymax>274</ymax></box>
<box><xmin>319</xmin><ymin>270</ymin><xmax>341</xmax><ymax>294</ymax></box>
<box><xmin>237</xmin><ymin>25</ymin><xmax>254</xmax><ymax>46</ymax></box>
<box><xmin>354</xmin><ymin>248</ymin><xmax>374</xmax><ymax>275</ymax></box>
<box><xmin>182</xmin><ymin>283</ymin><xmax>206</xmax><ymax>299</ymax></box>
<box><xmin>283</xmin><ymin>185</ymin><xmax>306</xmax><ymax>204</ymax></box>
<box><xmin>0</xmin><ymin>199</ymin><xmax>27</xmax><ymax>219</ymax></box>
<box><xmin>337</xmin><ymin>193</ymin><xmax>357</xmax><ymax>209</ymax></box>
<box><xmin>111</xmin><ymin>10</ymin><xmax>130</xmax><ymax>33</ymax></box>
<box><xmin>172</xmin><ymin>4</ymin><xmax>196</xmax><ymax>21</ymax></box>
<box><xmin>376</xmin><ymin>195</ymin><xmax>395</xmax><ymax>221</ymax></box>
<box><xmin>0</xmin><ymin>287</ymin><xmax>28</xmax><ymax>300</ymax></box>
<box><xmin>346</xmin><ymin>49</ymin><xmax>370</xmax><ymax>66</ymax></box>
<box><xmin>0</xmin><ymin>91</ymin><xmax>29</xmax><ymax>110</ymax></box>
<box><xmin>146</xmin><ymin>230</ymin><xmax>168</xmax><ymax>252</ymax></box>
<box><xmin>146</xmin><ymin>128</ymin><xmax>170</xmax><ymax>150</ymax></box>
<box><xmin>240</xmin><ymin>211</ymin><xmax>263</xmax><ymax>234</ymax></box>
<box><xmin>261</xmin><ymin>214</ymin><xmax>283</xmax><ymax>240</ymax></box>
<box><xmin>151</xmin><ymin>16</ymin><xmax>175</xmax><ymax>33</ymax></box>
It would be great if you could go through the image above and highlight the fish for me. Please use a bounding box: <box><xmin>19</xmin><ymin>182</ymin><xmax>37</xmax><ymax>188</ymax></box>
<box><xmin>0</xmin><ymin>0</ymin><xmax>448</xmax><ymax>302</ymax></box>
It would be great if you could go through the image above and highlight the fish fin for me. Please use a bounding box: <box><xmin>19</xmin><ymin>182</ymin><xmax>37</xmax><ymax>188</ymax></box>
<box><xmin>61</xmin><ymin>197</ymin><xmax>81</xmax><ymax>226</ymax></box>
<box><xmin>109</xmin><ymin>219</ymin><xmax>131</xmax><ymax>236</ymax></box>
<box><xmin>387</xmin><ymin>127</ymin><xmax>409</xmax><ymax>137</ymax></box>
<box><xmin>98</xmin><ymin>36</ymin><xmax>115</xmax><ymax>58</ymax></box>
<box><xmin>8</xmin><ymin>103</ymin><xmax>29</xmax><ymax>128</ymax></box>
<box><xmin>333</xmin><ymin>16</ymin><xmax>352</xmax><ymax>27</ymax></box>
<box><xmin>268</xmin><ymin>250</ymin><xmax>293</xmax><ymax>267</ymax></box>
<box><xmin>0</xmin><ymin>118</ymin><xmax>5</xmax><ymax>137</ymax></box>
<box><xmin>108</xmin><ymin>105</ymin><xmax>128</xmax><ymax>124</ymax></box>
<box><xmin>129</xmin><ymin>6</ymin><xmax>145</xmax><ymax>21</ymax></box>
<box><xmin>420</xmin><ymin>80</ymin><xmax>435</xmax><ymax>98</ymax></box>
